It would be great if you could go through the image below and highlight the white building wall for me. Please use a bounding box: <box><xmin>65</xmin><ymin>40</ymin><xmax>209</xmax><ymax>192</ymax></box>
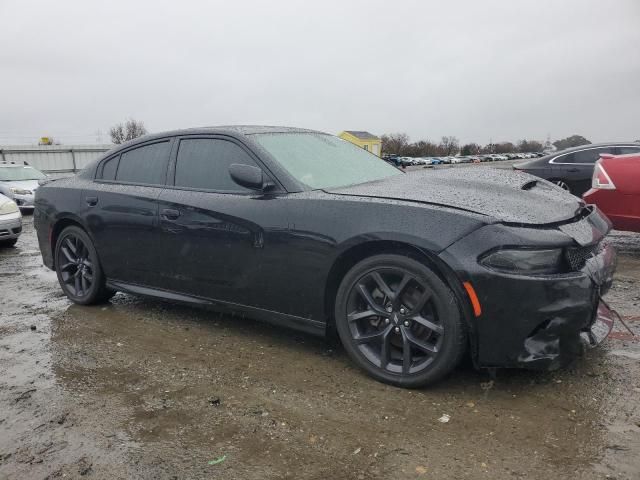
<box><xmin>0</xmin><ymin>145</ymin><xmax>112</xmax><ymax>172</ymax></box>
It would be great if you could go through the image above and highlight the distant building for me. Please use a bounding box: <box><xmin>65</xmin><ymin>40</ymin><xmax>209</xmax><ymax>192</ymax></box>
<box><xmin>338</xmin><ymin>131</ymin><xmax>382</xmax><ymax>157</ymax></box>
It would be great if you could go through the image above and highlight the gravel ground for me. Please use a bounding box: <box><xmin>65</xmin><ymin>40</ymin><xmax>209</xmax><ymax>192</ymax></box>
<box><xmin>1</xmin><ymin>213</ymin><xmax>639</xmax><ymax>480</ymax></box>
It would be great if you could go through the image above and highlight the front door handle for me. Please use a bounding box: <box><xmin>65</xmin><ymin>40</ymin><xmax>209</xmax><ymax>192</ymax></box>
<box><xmin>85</xmin><ymin>196</ymin><xmax>98</xmax><ymax>206</ymax></box>
<box><xmin>161</xmin><ymin>208</ymin><xmax>181</xmax><ymax>220</ymax></box>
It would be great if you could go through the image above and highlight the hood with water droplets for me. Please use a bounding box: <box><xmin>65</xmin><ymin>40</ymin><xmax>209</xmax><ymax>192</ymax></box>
<box><xmin>326</xmin><ymin>167</ymin><xmax>585</xmax><ymax>225</ymax></box>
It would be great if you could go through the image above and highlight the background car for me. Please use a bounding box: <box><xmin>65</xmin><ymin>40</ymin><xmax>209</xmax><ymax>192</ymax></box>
<box><xmin>0</xmin><ymin>193</ymin><xmax>22</xmax><ymax>247</ymax></box>
<box><xmin>583</xmin><ymin>153</ymin><xmax>640</xmax><ymax>232</ymax></box>
<box><xmin>0</xmin><ymin>162</ymin><xmax>47</xmax><ymax>211</ymax></box>
<box><xmin>513</xmin><ymin>142</ymin><xmax>640</xmax><ymax>196</ymax></box>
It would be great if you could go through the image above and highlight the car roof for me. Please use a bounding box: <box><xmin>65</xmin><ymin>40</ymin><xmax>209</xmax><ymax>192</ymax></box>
<box><xmin>110</xmin><ymin>125</ymin><xmax>326</xmax><ymax>151</ymax></box>
<box><xmin>549</xmin><ymin>141</ymin><xmax>639</xmax><ymax>154</ymax></box>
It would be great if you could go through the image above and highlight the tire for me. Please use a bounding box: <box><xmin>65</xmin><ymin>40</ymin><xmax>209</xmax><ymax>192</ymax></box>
<box><xmin>335</xmin><ymin>254</ymin><xmax>466</xmax><ymax>388</ymax></box>
<box><xmin>0</xmin><ymin>238</ymin><xmax>18</xmax><ymax>248</ymax></box>
<box><xmin>54</xmin><ymin>226</ymin><xmax>115</xmax><ymax>305</ymax></box>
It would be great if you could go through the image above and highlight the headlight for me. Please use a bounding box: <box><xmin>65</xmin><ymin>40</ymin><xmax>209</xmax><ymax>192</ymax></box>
<box><xmin>0</xmin><ymin>200</ymin><xmax>19</xmax><ymax>214</ymax></box>
<box><xmin>480</xmin><ymin>248</ymin><xmax>565</xmax><ymax>275</ymax></box>
<box><xmin>10</xmin><ymin>187</ymin><xmax>31</xmax><ymax>195</ymax></box>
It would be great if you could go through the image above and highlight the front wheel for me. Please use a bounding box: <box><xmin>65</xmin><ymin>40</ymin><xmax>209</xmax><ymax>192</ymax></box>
<box><xmin>335</xmin><ymin>254</ymin><xmax>466</xmax><ymax>388</ymax></box>
<box><xmin>54</xmin><ymin>226</ymin><xmax>115</xmax><ymax>305</ymax></box>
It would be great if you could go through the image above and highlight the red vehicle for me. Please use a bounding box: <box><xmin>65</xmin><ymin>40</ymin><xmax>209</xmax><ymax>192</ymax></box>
<box><xmin>583</xmin><ymin>153</ymin><xmax>640</xmax><ymax>232</ymax></box>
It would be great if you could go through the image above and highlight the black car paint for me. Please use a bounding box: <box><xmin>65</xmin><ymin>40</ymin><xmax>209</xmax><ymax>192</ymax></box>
<box><xmin>34</xmin><ymin>126</ymin><xmax>616</xmax><ymax>370</ymax></box>
<box><xmin>514</xmin><ymin>142</ymin><xmax>640</xmax><ymax>196</ymax></box>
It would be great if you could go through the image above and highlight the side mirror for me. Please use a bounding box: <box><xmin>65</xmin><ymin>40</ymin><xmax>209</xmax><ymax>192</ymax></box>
<box><xmin>229</xmin><ymin>163</ymin><xmax>272</xmax><ymax>191</ymax></box>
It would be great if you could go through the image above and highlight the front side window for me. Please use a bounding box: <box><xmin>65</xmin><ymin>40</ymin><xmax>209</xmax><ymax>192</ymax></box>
<box><xmin>252</xmin><ymin>133</ymin><xmax>401</xmax><ymax>189</ymax></box>
<box><xmin>174</xmin><ymin>138</ymin><xmax>259</xmax><ymax>192</ymax></box>
<box><xmin>115</xmin><ymin>142</ymin><xmax>170</xmax><ymax>185</ymax></box>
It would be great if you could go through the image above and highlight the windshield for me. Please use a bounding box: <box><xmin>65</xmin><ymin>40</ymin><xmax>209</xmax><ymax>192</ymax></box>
<box><xmin>0</xmin><ymin>166</ymin><xmax>46</xmax><ymax>181</ymax></box>
<box><xmin>252</xmin><ymin>132</ymin><xmax>401</xmax><ymax>189</ymax></box>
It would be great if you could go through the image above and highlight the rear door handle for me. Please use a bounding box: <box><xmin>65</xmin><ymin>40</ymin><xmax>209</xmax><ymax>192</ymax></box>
<box><xmin>161</xmin><ymin>208</ymin><xmax>181</xmax><ymax>220</ymax></box>
<box><xmin>567</xmin><ymin>168</ymin><xmax>579</xmax><ymax>173</ymax></box>
<box><xmin>85</xmin><ymin>196</ymin><xmax>98</xmax><ymax>206</ymax></box>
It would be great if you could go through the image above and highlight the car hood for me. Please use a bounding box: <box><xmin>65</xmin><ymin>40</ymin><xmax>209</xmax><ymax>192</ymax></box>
<box><xmin>325</xmin><ymin>168</ymin><xmax>584</xmax><ymax>225</ymax></box>
<box><xmin>0</xmin><ymin>179</ymin><xmax>39</xmax><ymax>191</ymax></box>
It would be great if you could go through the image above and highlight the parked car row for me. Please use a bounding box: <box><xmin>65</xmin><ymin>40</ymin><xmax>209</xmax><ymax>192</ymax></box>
<box><xmin>385</xmin><ymin>152</ymin><xmax>545</xmax><ymax>167</ymax></box>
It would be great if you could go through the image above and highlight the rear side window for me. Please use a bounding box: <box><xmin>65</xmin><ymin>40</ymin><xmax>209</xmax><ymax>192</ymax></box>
<box><xmin>115</xmin><ymin>142</ymin><xmax>171</xmax><ymax>185</ymax></box>
<box><xmin>100</xmin><ymin>155</ymin><xmax>119</xmax><ymax>180</ymax></box>
<box><xmin>174</xmin><ymin>138</ymin><xmax>259</xmax><ymax>192</ymax></box>
<box><xmin>616</xmin><ymin>146</ymin><xmax>640</xmax><ymax>155</ymax></box>
<box><xmin>556</xmin><ymin>147</ymin><xmax>613</xmax><ymax>164</ymax></box>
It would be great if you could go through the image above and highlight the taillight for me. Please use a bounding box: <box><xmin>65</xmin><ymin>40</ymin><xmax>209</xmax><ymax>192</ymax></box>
<box><xmin>592</xmin><ymin>161</ymin><xmax>616</xmax><ymax>190</ymax></box>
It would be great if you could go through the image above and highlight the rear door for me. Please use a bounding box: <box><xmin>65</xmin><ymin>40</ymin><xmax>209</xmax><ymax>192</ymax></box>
<box><xmin>85</xmin><ymin>139</ymin><xmax>172</xmax><ymax>285</ymax></box>
<box><xmin>155</xmin><ymin>135</ymin><xmax>288</xmax><ymax>306</ymax></box>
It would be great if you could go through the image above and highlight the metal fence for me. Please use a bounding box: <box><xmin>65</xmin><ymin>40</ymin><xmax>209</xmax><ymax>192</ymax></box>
<box><xmin>0</xmin><ymin>144</ymin><xmax>113</xmax><ymax>173</ymax></box>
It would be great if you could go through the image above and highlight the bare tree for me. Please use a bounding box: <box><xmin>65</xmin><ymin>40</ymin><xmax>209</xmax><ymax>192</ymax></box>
<box><xmin>110</xmin><ymin>118</ymin><xmax>148</xmax><ymax>144</ymax></box>
<box><xmin>517</xmin><ymin>139</ymin><xmax>543</xmax><ymax>153</ymax></box>
<box><xmin>553</xmin><ymin>135</ymin><xmax>590</xmax><ymax>150</ymax></box>
<box><xmin>381</xmin><ymin>133</ymin><xmax>410</xmax><ymax>156</ymax></box>
<box><xmin>439</xmin><ymin>136</ymin><xmax>459</xmax><ymax>156</ymax></box>
<box><xmin>460</xmin><ymin>143</ymin><xmax>481</xmax><ymax>156</ymax></box>
<box><xmin>493</xmin><ymin>142</ymin><xmax>515</xmax><ymax>154</ymax></box>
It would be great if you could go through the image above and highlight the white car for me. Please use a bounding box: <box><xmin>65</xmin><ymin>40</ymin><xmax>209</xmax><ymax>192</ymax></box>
<box><xmin>0</xmin><ymin>193</ymin><xmax>22</xmax><ymax>247</ymax></box>
<box><xmin>0</xmin><ymin>163</ymin><xmax>47</xmax><ymax>211</ymax></box>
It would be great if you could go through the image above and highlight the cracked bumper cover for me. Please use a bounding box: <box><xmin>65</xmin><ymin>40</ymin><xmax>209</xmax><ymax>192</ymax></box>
<box><xmin>439</xmin><ymin>207</ymin><xmax>616</xmax><ymax>370</ymax></box>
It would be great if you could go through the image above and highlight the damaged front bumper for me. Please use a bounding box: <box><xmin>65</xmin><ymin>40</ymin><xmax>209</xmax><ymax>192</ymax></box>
<box><xmin>440</xmin><ymin>206</ymin><xmax>617</xmax><ymax>370</ymax></box>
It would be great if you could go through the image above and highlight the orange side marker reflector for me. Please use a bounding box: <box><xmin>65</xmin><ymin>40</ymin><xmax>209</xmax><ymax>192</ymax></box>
<box><xmin>463</xmin><ymin>282</ymin><xmax>482</xmax><ymax>317</ymax></box>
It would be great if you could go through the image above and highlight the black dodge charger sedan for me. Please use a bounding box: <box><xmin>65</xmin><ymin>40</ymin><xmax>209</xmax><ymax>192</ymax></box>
<box><xmin>34</xmin><ymin>126</ymin><xmax>616</xmax><ymax>387</ymax></box>
<box><xmin>513</xmin><ymin>142</ymin><xmax>640</xmax><ymax>196</ymax></box>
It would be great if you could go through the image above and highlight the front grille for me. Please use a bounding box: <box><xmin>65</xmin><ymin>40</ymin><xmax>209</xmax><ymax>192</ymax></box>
<box><xmin>565</xmin><ymin>243</ymin><xmax>599</xmax><ymax>271</ymax></box>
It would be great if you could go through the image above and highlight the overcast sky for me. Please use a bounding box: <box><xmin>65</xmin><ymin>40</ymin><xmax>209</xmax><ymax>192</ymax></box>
<box><xmin>1</xmin><ymin>0</ymin><xmax>639</xmax><ymax>145</ymax></box>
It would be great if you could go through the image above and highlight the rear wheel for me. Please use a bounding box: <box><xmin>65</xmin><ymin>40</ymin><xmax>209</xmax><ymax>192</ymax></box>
<box><xmin>335</xmin><ymin>254</ymin><xmax>466</xmax><ymax>388</ymax></box>
<box><xmin>54</xmin><ymin>226</ymin><xmax>115</xmax><ymax>305</ymax></box>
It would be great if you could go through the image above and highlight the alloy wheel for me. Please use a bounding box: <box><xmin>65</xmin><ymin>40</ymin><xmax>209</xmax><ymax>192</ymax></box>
<box><xmin>58</xmin><ymin>234</ymin><xmax>94</xmax><ymax>298</ymax></box>
<box><xmin>554</xmin><ymin>180</ymin><xmax>570</xmax><ymax>191</ymax></box>
<box><xmin>345</xmin><ymin>267</ymin><xmax>445</xmax><ymax>375</ymax></box>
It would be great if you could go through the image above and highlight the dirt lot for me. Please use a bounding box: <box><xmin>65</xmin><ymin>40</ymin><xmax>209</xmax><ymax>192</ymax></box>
<box><xmin>1</xmin><ymin>214</ymin><xmax>639</xmax><ymax>480</ymax></box>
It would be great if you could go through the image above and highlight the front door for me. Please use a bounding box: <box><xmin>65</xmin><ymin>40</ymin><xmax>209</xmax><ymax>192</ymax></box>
<box><xmin>156</xmin><ymin>136</ymin><xmax>287</xmax><ymax>306</ymax></box>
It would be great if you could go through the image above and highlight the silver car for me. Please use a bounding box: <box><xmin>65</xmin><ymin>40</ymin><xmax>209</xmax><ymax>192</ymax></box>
<box><xmin>0</xmin><ymin>193</ymin><xmax>22</xmax><ymax>247</ymax></box>
<box><xmin>0</xmin><ymin>162</ymin><xmax>47</xmax><ymax>211</ymax></box>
